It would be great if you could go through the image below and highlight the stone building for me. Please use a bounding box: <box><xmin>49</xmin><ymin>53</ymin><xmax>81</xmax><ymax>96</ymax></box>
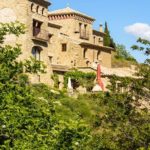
<box><xmin>0</xmin><ymin>0</ymin><xmax>115</xmax><ymax>88</ymax></box>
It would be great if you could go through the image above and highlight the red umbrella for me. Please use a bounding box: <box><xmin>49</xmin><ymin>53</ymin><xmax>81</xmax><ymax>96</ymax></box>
<box><xmin>97</xmin><ymin>64</ymin><xmax>104</xmax><ymax>91</ymax></box>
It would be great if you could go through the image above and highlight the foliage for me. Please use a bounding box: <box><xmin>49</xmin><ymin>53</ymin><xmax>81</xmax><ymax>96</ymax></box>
<box><xmin>0</xmin><ymin>22</ymin><xmax>91</xmax><ymax>149</ymax></box>
<box><xmin>132</xmin><ymin>38</ymin><xmax>150</xmax><ymax>64</ymax></box>
<box><xmin>0</xmin><ymin>21</ymin><xmax>25</xmax><ymax>44</ymax></box>
<box><xmin>64</xmin><ymin>70</ymin><xmax>96</xmax><ymax>91</ymax></box>
<box><xmin>132</xmin><ymin>38</ymin><xmax>150</xmax><ymax>55</ymax></box>
<box><xmin>88</xmin><ymin>92</ymin><xmax>150</xmax><ymax>150</ymax></box>
<box><xmin>88</xmin><ymin>37</ymin><xmax>150</xmax><ymax>150</ymax></box>
<box><xmin>0</xmin><ymin>21</ymin><xmax>150</xmax><ymax>150</ymax></box>
<box><xmin>54</xmin><ymin>93</ymin><xmax>102</xmax><ymax>127</ymax></box>
<box><xmin>112</xmin><ymin>44</ymin><xmax>137</xmax><ymax>67</ymax></box>
<box><xmin>24</xmin><ymin>57</ymin><xmax>46</xmax><ymax>74</ymax></box>
<box><xmin>52</xmin><ymin>120</ymin><xmax>91</xmax><ymax>150</ymax></box>
<box><xmin>115</xmin><ymin>44</ymin><xmax>136</xmax><ymax>62</ymax></box>
<box><xmin>104</xmin><ymin>22</ymin><xmax>116</xmax><ymax>48</ymax></box>
<box><xmin>51</xmin><ymin>73</ymin><xmax>59</xmax><ymax>88</ymax></box>
<box><xmin>130</xmin><ymin>39</ymin><xmax>150</xmax><ymax>102</ymax></box>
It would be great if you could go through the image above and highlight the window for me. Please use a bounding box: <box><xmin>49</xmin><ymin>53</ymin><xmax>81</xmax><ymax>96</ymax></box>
<box><xmin>83</xmin><ymin>48</ymin><xmax>87</xmax><ymax>58</ymax></box>
<box><xmin>36</xmin><ymin>6</ymin><xmax>39</xmax><ymax>13</ymax></box>
<box><xmin>99</xmin><ymin>38</ymin><xmax>101</xmax><ymax>42</ymax></box>
<box><xmin>84</xmin><ymin>24</ymin><xmax>87</xmax><ymax>33</ymax></box>
<box><xmin>79</xmin><ymin>23</ymin><xmax>82</xmax><ymax>34</ymax></box>
<box><xmin>49</xmin><ymin>56</ymin><xmax>53</xmax><ymax>63</ymax></box>
<box><xmin>62</xmin><ymin>43</ymin><xmax>67</xmax><ymax>52</ymax></box>
<box><xmin>33</xmin><ymin>20</ymin><xmax>42</xmax><ymax>36</ymax></box>
<box><xmin>93</xmin><ymin>36</ymin><xmax>96</xmax><ymax>44</ymax></box>
<box><xmin>32</xmin><ymin>47</ymin><xmax>41</xmax><ymax>61</ymax></box>
<box><xmin>31</xmin><ymin>3</ymin><xmax>34</xmax><ymax>12</ymax></box>
<box><xmin>97</xmin><ymin>51</ymin><xmax>101</xmax><ymax>60</ymax></box>
<box><xmin>42</xmin><ymin>8</ymin><xmax>45</xmax><ymax>15</ymax></box>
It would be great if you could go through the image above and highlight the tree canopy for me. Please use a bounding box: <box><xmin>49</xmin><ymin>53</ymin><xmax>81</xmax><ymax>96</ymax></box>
<box><xmin>115</xmin><ymin>44</ymin><xmax>136</xmax><ymax>62</ymax></box>
<box><xmin>0</xmin><ymin>22</ymin><xmax>149</xmax><ymax>150</ymax></box>
<box><xmin>0</xmin><ymin>22</ymin><xmax>91</xmax><ymax>149</ymax></box>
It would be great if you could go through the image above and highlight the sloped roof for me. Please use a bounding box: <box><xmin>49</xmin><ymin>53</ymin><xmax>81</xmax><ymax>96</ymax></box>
<box><xmin>49</xmin><ymin>7</ymin><xmax>95</xmax><ymax>21</ymax></box>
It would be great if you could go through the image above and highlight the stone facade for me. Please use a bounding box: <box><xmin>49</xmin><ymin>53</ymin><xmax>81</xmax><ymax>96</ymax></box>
<box><xmin>0</xmin><ymin>0</ymin><xmax>114</xmax><ymax>87</ymax></box>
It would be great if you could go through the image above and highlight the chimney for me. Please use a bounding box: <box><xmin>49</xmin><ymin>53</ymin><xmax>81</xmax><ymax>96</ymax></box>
<box><xmin>99</xmin><ymin>24</ymin><xmax>103</xmax><ymax>32</ymax></box>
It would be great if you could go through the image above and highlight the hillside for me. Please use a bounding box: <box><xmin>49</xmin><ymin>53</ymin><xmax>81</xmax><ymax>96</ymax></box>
<box><xmin>111</xmin><ymin>44</ymin><xmax>137</xmax><ymax>68</ymax></box>
<box><xmin>0</xmin><ymin>21</ymin><xmax>149</xmax><ymax>150</ymax></box>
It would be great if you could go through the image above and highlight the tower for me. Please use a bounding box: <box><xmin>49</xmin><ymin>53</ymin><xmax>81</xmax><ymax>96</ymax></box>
<box><xmin>0</xmin><ymin>0</ymin><xmax>53</xmax><ymax>85</ymax></box>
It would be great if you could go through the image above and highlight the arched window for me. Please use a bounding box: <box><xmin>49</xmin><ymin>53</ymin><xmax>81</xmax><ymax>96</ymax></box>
<box><xmin>32</xmin><ymin>46</ymin><xmax>42</xmax><ymax>61</ymax></box>
<box><xmin>42</xmin><ymin>8</ymin><xmax>45</xmax><ymax>15</ymax></box>
<box><xmin>36</xmin><ymin>6</ymin><xmax>39</xmax><ymax>13</ymax></box>
<box><xmin>31</xmin><ymin>3</ymin><xmax>34</xmax><ymax>12</ymax></box>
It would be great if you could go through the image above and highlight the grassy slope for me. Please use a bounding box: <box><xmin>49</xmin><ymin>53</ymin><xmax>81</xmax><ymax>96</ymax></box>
<box><xmin>31</xmin><ymin>84</ymin><xmax>102</xmax><ymax>128</ymax></box>
<box><xmin>111</xmin><ymin>51</ymin><xmax>137</xmax><ymax>68</ymax></box>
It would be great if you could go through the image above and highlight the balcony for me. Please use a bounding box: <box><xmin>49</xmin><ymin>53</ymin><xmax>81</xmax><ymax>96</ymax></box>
<box><xmin>80</xmin><ymin>30</ymin><xmax>89</xmax><ymax>40</ymax></box>
<box><xmin>33</xmin><ymin>27</ymin><xmax>50</xmax><ymax>42</ymax></box>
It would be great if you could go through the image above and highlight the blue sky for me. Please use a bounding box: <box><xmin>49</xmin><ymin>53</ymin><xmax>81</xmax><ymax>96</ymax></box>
<box><xmin>49</xmin><ymin>0</ymin><xmax>150</xmax><ymax>62</ymax></box>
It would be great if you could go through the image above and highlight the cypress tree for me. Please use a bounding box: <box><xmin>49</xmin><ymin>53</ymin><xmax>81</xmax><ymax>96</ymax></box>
<box><xmin>104</xmin><ymin>22</ymin><xmax>116</xmax><ymax>48</ymax></box>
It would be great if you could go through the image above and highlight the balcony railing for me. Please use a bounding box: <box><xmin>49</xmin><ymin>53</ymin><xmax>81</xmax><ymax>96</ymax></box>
<box><xmin>33</xmin><ymin>27</ymin><xmax>49</xmax><ymax>41</ymax></box>
<box><xmin>80</xmin><ymin>30</ymin><xmax>89</xmax><ymax>40</ymax></box>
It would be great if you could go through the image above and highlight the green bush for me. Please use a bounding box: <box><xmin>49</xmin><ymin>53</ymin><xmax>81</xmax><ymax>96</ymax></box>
<box><xmin>64</xmin><ymin>70</ymin><xmax>96</xmax><ymax>91</ymax></box>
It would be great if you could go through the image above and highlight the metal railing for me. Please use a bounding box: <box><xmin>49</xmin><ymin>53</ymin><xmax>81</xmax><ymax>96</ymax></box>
<box><xmin>80</xmin><ymin>30</ymin><xmax>89</xmax><ymax>40</ymax></box>
<box><xmin>33</xmin><ymin>27</ymin><xmax>49</xmax><ymax>41</ymax></box>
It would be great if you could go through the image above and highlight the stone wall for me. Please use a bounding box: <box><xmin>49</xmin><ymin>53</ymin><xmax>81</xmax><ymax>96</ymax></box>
<box><xmin>0</xmin><ymin>1</ymin><xmax>113</xmax><ymax>87</ymax></box>
<box><xmin>0</xmin><ymin>0</ymin><xmax>53</xmax><ymax>86</ymax></box>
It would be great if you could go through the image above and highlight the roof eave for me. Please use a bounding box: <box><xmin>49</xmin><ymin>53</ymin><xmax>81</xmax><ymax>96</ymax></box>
<box><xmin>93</xmin><ymin>30</ymin><xmax>106</xmax><ymax>36</ymax></box>
<box><xmin>80</xmin><ymin>42</ymin><xmax>115</xmax><ymax>51</ymax></box>
<box><xmin>48</xmin><ymin>12</ymin><xmax>95</xmax><ymax>21</ymax></box>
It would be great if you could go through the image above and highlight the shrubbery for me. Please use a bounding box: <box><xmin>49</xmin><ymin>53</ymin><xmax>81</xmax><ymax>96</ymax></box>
<box><xmin>0</xmin><ymin>22</ymin><xmax>91</xmax><ymax>149</ymax></box>
<box><xmin>64</xmin><ymin>70</ymin><xmax>96</xmax><ymax>91</ymax></box>
<box><xmin>0</xmin><ymin>22</ymin><xmax>149</xmax><ymax>150</ymax></box>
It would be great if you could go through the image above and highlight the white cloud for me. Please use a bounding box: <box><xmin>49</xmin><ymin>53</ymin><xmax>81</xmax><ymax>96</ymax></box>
<box><xmin>125</xmin><ymin>23</ymin><xmax>150</xmax><ymax>40</ymax></box>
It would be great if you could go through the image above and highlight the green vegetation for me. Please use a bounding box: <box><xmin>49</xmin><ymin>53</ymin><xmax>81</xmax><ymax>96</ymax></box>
<box><xmin>132</xmin><ymin>38</ymin><xmax>150</xmax><ymax>64</ymax></box>
<box><xmin>112</xmin><ymin>44</ymin><xmax>137</xmax><ymax>67</ymax></box>
<box><xmin>104</xmin><ymin>22</ymin><xmax>116</xmax><ymax>48</ymax></box>
<box><xmin>0</xmin><ymin>22</ymin><xmax>149</xmax><ymax>150</ymax></box>
<box><xmin>0</xmin><ymin>22</ymin><xmax>91</xmax><ymax>149</ymax></box>
<box><xmin>64</xmin><ymin>70</ymin><xmax>96</xmax><ymax>91</ymax></box>
<box><xmin>115</xmin><ymin>44</ymin><xmax>136</xmax><ymax>61</ymax></box>
<box><xmin>51</xmin><ymin>73</ymin><xmax>59</xmax><ymax>88</ymax></box>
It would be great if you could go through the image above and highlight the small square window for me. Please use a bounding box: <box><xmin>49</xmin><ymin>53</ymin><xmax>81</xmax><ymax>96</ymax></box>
<box><xmin>62</xmin><ymin>43</ymin><xmax>67</xmax><ymax>52</ymax></box>
<box><xmin>49</xmin><ymin>56</ymin><xmax>53</xmax><ymax>63</ymax></box>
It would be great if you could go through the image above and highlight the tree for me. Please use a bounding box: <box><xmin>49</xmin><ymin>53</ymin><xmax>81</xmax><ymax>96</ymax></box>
<box><xmin>104</xmin><ymin>22</ymin><xmax>116</xmax><ymax>48</ymax></box>
<box><xmin>90</xmin><ymin>38</ymin><xmax>150</xmax><ymax>150</ymax></box>
<box><xmin>131</xmin><ymin>38</ymin><xmax>150</xmax><ymax>98</ymax></box>
<box><xmin>115</xmin><ymin>44</ymin><xmax>136</xmax><ymax>62</ymax></box>
<box><xmin>132</xmin><ymin>38</ymin><xmax>150</xmax><ymax>64</ymax></box>
<box><xmin>0</xmin><ymin>22</ymin><xmax>91</xmax><ymax>149</ymax></box>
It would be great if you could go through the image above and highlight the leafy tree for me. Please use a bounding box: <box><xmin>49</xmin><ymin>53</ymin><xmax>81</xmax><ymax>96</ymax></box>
<box><xmin>131</xmin><ymin>38</ymin><xmax>150</xmax><ymax>99</ymax></box>
<box><xmin>0</xmin><ymin>22</ymin><xmax>91</xmax><ymax>149</ymax></box>
<box><xmin>115</xmin><ymin>44</ymin><xmax>136</xmax><ymax>62</ymax></box>
<box><xmin>132</xmin><ymin>38</ymin><xmax>150</xmax><ymax>64</ymax></box>
<box><xmin>89</xmin><ymin>38</ymin><xmax>150</xmax><ymax>150</ymax></box>
<box><xmin>0</xmin><ymin>22</ymin><xmax>149</xmax><ymax>150</ymax></box>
